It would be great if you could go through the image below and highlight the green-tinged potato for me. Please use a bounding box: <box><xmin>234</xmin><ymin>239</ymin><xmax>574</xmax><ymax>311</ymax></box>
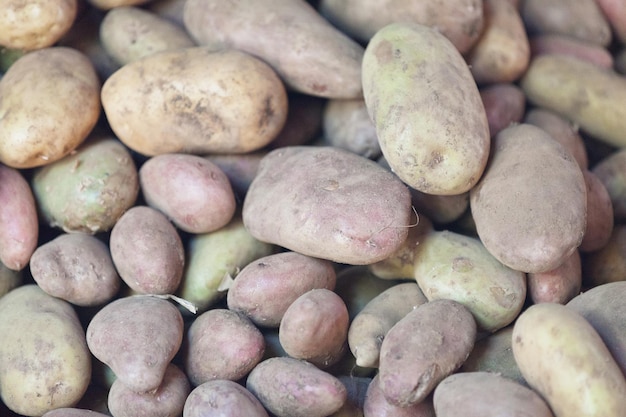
<box><xmin>521</xmin><ymin>0</ymin><xmax>612</xmax><ymax>46</ymax></box>
<box><xmin>43</xmin><ymin>409</ymin><xmax>110</xmax><ymax>417</ymax></box>
<box><xmin>433</xmin><ymin>372</ymin><xmax>554</xmax><ymax>417</ymax></box>
<box><xmin>362</xmin><ymin>23</ymin><xmax>490</xmax><ymax>195</ymax></box>
<box><xmin>183</xmin><ymin>0</ymin><xmax>364</xmax><ymax>99</ymax></box>
<box><xmin>592</xmin><ymin>148</ymin><xmax>626</xmax><ymax>221</ymax></box>
<box><xmin>30</xmin><ymin>233</ymin><xmax>121</xmax><ymax>307</ymax></box>
<box><xmin>246</xmin><ymin>357</ymin><xmax>348</xmax><ymax>417</ymax></box>
<box><xmin>227</xmin><ymin>251</ymin><xmax>336</xmax><ymax>327</ymax></box>
<box><xmin>479</xmin><ymin>83</ymin><xmax>526</xmax><ymax>138</ymax></box>
<box><xmin>512</xmin><ymin>303</ymin><xmax>626</xmax><ymax>416</ymax></box>
<box><xmin>582</xmin><ymin>224</ymin><xmax>626</xmax><ymax>287</ymax></box>
<box><xmin>322</xmin><ymin>99</ymin><xmax>380</xmax><ymax>159</ymax></box>
<box><xmin>184</xmin><ymin>380</ymin><xmax>269</xmax><ymax>417</ymax></box>
<box><xmin>521</xmin><ymin>55</ymin><xmax>626</xmax><ymax>148</ymax></box>
<box><xmin>86</xmin><ymin>295</ymin><xmax>184</xmax><ymax>393</ymax></box>
<box><xmin>204</xmin><ymin>151</ymin><xmax>266</xmax><ymax>199</ymax></box>
<box><xmin>596</xmin><ymin>0</ymin><xmax>626</xmax><ymax>44</ymax></box>
<box><xmin>184</xmin><ymin>309</ymin><xmax>265</xmax><ymax>385</ymax></box>
<box><xmin>379</xmin><ymin>299</ymin><xmax>477</xmax><ymax>406</ymax></box>
<box><xmin>102</xmin><ymin>48</ymin><xmax>288</xmax><ymax>156</ymax></box>
<box><xmin>178</xmin><ymin>215</ymin><xmax>275</xmax><ymax>312</ymax></box>
<box><xmin>580</xmin><ymin>170</ymin><xmax>614</xmax><ymax>252</ymax></box>
<box><xmin>319</xmin><ymin>0</ymin><xmax>483</xmax><ymax>54</ymax></box>
<box><xmin>0</xmin><ymin>285</ymin><xmax>91</xmax><ymax>416</ymax></box>
<box><xmin>529</xmin><ymin>34</ymin><xmax>614</xmax><ymax>69</ymax></box>
<box><xmin>31</xmin><ymin>137</ymin><xmax>139</xmax><ymax>234</ymax></box>
<box><xmin>414</xmin><ymin>230</ymin><xmax>526</xmax><ymax>332</ymax></box>
<box><xmin>0</xmin><ymin>47</ymin><xmax>100</xmax><ymax>168</ymax></box>
<box><xmin>108</xmin><ymin>363</ymin><xmax>190</xmax><ymax>417</ymax></box>
<box><xmin>140</xmin><ymin>153</ymin><xmax>236</xmax><ymax>234</ymax></box>
<box><xmin>527</xmin><ymin>249</ymin><xmax>581</xmax><ymax>304</ymax></box>
<box><xmin>110</xmin><ymin>205</ymin><xmax>185</xmax><ymax>295</ymax></box>
<box><xmin>0</xmin><ymin>164</ymin><xmax>38</xmax><ymax>270</ymax></box>
<box><xmin>100</xmin><ymin>6</ymin><xmax>195</xmax><ymax>66</ymax></box>
<box><xmin>242</xmin><ymin>146</ymin><xmax>412</xmax><ymax>265</ymax></box>
<box><xmin>363</xmin><ymin>374</ymin><xmax>435</xmax><ymax>417</ymax></box>
<box><xmin>0</xmin><ymin>0</ymin><xmax>77</xmax><ymax>50</ymax></box>
<box><xmin>467</xmin><ymin>0</ymin><xmax>530</xmax><ymax>85</ymax></box>
<box><xmin>0</xmin><ymin>261</ymin><xmax>21</xmax><ymax>297</ymax></box>
<box><xmin>348</xmin><ymin>282</ymin><xmax>428</xmax><ymax>368</ymax></box>
<box><xmin>470</xmin><ymin>123</ymin><xmax>587</xmax><ymax>273</ymax></box>
<box><xmin>567</xmin><ymin>281</ymin><xmax>626</xmax><ymax>375</ymax></box>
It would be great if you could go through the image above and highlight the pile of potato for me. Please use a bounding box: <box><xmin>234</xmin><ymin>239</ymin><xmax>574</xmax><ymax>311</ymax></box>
<box><xmin>1</xmin><ymin>0</ymin><xmax>626</xmax><ymax>415</ymax></box>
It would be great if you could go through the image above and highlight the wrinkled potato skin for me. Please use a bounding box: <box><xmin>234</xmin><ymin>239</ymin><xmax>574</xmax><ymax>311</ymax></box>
<box><xmin>0</xmin><ymin>47</ymin><xmax>101</xmax><ymax>169</ymax></box>
<box><xmin>102</xmin><ymin>47</ymin><xmax>288</xmax><ymax>156</ymax></box>
<box><xmin>184</xmin><ymin>380</ymin><xmax>269</xmax><ymax>417</ymax></box>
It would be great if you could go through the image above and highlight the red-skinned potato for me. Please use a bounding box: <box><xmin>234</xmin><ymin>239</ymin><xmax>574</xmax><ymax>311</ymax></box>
<box><xmin>184</xmin><ymin>379</ymin><xmax>269</xmax><ymax>417</ymax></box>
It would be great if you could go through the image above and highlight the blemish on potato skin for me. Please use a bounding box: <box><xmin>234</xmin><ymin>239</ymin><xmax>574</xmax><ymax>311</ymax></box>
<box><xmin>374</xmin><ymin>39</ymin><xmax>394</xmax><ymax>64</ymax></box>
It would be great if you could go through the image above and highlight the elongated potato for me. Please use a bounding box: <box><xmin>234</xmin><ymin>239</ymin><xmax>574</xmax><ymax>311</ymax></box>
<box><xmin>529</xmin><ymin>34</ymin><xmax>614</xmax><ymax>69</ymax></box>
<box><xmin>513</xmin><ymin>303</ymin><xmax>626</xmax><ymax>416</ymax></box>
<box><xmin>362</xmin><ymin>22</ymin><xmax>490</xmax><ymax>195</ymax></box>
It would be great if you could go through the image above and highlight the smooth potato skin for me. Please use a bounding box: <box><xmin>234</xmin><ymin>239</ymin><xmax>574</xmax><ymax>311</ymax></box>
<box><xmin>184</xmin><ymin>380</ymin><xmax>269</xmax><ymax>417</ymax></box>
<box><xmin>527</xmin><ymin>249</ymin><xmax>582</xmax><ymax>304</ymax></box>
<box><xmin>580</xmin><ymin>170</ymin><xmax>614</xmax><ymax>252</ymax></box>
<box><xmin>363</xmin><ymin>374</ymin><xmax>435</xmax><ymax>417</ymax></box>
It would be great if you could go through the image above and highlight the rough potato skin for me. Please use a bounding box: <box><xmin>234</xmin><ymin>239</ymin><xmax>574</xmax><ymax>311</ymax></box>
<box><xmin>184</xmin><ymin>380</ymin><xmax>269</xmax><ymax>417</ymax></box>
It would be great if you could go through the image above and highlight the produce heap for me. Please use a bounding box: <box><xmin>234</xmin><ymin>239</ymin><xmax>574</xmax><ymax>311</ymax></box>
<box><xmin>0</xmin><ymin>0</ymin><xmax>626</xmax><ymax>416</ymax></box>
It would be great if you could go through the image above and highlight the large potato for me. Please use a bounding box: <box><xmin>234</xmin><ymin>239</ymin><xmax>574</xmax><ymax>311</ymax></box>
<box><xmin>102</xmin><ymin>47</ymin><xmax>288</xmax><ymax>156</ymax></box>
<box><xmin>362</xmin><ymin>22</ymin><xmax>490</xmax><ymax>195</ymax></box>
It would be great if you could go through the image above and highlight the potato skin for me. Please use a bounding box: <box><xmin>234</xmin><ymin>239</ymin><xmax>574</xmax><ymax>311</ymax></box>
<box><xmin>527</xmin><ymin>249</ymin><xmax>581</xmax><ymax>304</ymax></box>
<box><xmin>592</xmin><ymin>148</ymin><xmax>626</xmax><ymax>222</ymax></box>
<box><xmin>529</xmin><ymin>34</ymin><xmax>614</xmax><ymax>69</ymax></box>
<box><xmin>43</xmin><ymin>409</ymin><xmax>110</xmax><ymax>417</ymax></box>
<box><xmin>362</xmin><ymin>22</ymin><xmax>490</xmax><ymax>195</ymax></box>
<box><xmin>363</xmin><ymin>374</ymin><xmax>435</xmax><ymax>417</ymax></box>
<box><xmin>479</xmin><ymin>83</ymin><xmax>526</xmax><ymax>138</ymax></box>
<box><xmin>184</xmin><ymin>380</ymin><xmax>269</xmax><ymax>417</ymax></box>
<box><xmin>580</xmin><ymin>170</ymin><xmax>614</xmax><ymax>252</ymax></box>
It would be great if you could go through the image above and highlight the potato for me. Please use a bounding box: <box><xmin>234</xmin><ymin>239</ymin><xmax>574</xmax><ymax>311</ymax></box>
<box><xmin>102</xmin><ymin>47</ymin><xmax>288</xmax><ymax>156</ymax></box>
<box><xmin>596</xmin><ymin>0</ymin><xmax>626</xmax><ymax>44</ymax></box>
<box><xmin>521</xmin><ymin>54</ymin><xmax>626</xmax><ymax>148</ymax></box>
<box><xmin>100</xmin><ymin>6</ymin><xmax>195</xmax><ymax>66</ymax></box>
<box><xmin>363</xmin><ymin>374</ymin><xmax>435</xmax><ymax>417</ymax></box>
<box><xmin>30</xmin><ymin>233</ymin><xmax>121</xmax><ymax>307</ymax></box>
<box><xmin>43</xmin><ymin>409</ymin><xmax>110</xmax><ymax>417</ymax></box>
<box><xmin>227</xmin><ymin>251</ymin><xmax>336</xmax><ymax>327</ymax></box>
<box><xmin>319</xmin><ymin>0</ymin><xmax>484</xmax><ymax>54</ymax></box>
<box><xmin>242</xmin><ymin>146</ymin><xmax>412</xmax><ymax>265</ymax></box>
<box><xmin>322</xmin><ymin>99</ymin><xmax>381</xmax><ymax>159</ymax></box>
<box><xmin>246</xmin><ymin>357</ymin><xmax>348</xmax><ymax>417</ymax></box>
<box><xmin>512</xmin><ymin>303</ymin><xmax>626</xmax><ymax>416</ymax></box>
<box><xmin>433</xmin><ymin>372</ymin><xmax>554</xmax><ymax>417</ymax></box>
<box><xmin>479</xmin><ymin>83</ymin><xmax>526</xmax><ymax>138</ymax></box>
<box><xmin>335</xmin><ymin>376</ymin><xmax>370</xmax><ymax>416</ymax></box>
<box><xmin>0</xmin><ymin>47</ymin><xmax>100</xmax><ymax>168</ymax></box>
<box><xmin>592</xmin><ymin>148</ymin><xmax>626</xmax><ymax>221</ymax></box>
<box><xmin>88</xmin><ymin>0</ymin><xmax>152</xmax><ymax>11</ymax></box>
<box><xmin>183</xmin><ymin>0</ymin><xmax>364</xmax><ymax>99</ymax></box>
<box><xmin>0</xmin><ymin>0</ymin><xmax>77</xmax><ymax>50</ymax></box>
<box><xmin>470</xmin><ymin>123</ymin><xmax>587</xmax><ymax>273</ymax></box>
<box><xmin>0</xmin><ymin>164</ymin><xmax>38</xmax><ymax>271</ymax></box>
<box><xmin>348</xmin><ymin>282</ymin><xmax>428</xmax><ymax>368</ymax></box>
<box><xmin>110</xmin><ymin>205</ymin><xmax>185</xmax><ymax>295</ymax></box>
<box><xmin>378</xmin><ymin>299</ymin><xmax>476</xmax><ymax>406</ymax></box>
<box><xmin>204</xmin><ymin>151</ymin><xmax>266</xmax><ymax>199</ymax></box>
<box><xmin>184</xmin><ymin>309</ymin><xmax>265</xmax><ymax>385</ymax></box>
<box><xmin>0</xmin><ymin>285</ymin><xmax>91</xmax><ymax>416</ymax></box>
<box><xmin>139</xmin><ymin>153</ymin><xmax>236</xmax><ymax>234</ymax></box>
<box><xmin>579</xmin><ymin>170</ymin><xmax>614</xmax><ymax>252</ymax></box>
<box><xmin>362</xmin><ymin>22</ymin><xmax>490</xmax><ymax>195</ymax></box>
<box><xmin>86</xmin><ymin>295</ymin><xmax>184</xmax><ymax>393</ymax></box>
<box><xmin>529</xmin><ymin>34</ymin><xmax>614</xmax><ymax>69</ymax></box>
<box><xmin>184</xmin><ymin>379</ymin><xmax>269</xmax><ymax>417</ymax></box>
<box><xmin>414</xmin><ymin>230</ymin><xmax>527</xmax><ymax>332</ymax></box>
<box><xmin>466</xmin><ymin>0</ymin><xmax>530</xmax><ymax>85</ymax></box>
<box><xmin>582</xmin><ymin>225</ymin><xmax>626</xmax><ymax>287</ymax></box>
<box><xmin>108</xmin><ymin>363</ymin><xmax>190</xmax><ymax>417</ymax></box>
<box><xmin>527</xmin><ymin>249</ymin><xmax>581</xmax><ymax>304</ymax></box>
<box><xmin>31</xmin><ymin>136</ymin><xmax>139</xmax><ymax>234</ymax></box>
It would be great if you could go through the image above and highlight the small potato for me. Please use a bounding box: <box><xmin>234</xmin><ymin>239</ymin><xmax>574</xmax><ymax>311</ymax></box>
<box><xmin>592</xmin><ymin>148</ymin><xmax>626</xmax><ymax>222</ymax></box>
<box><xmin>0</xmin><ymin>47</ymin><xmax>101</xmax><ymax>168</ymax></box>
<box><xmin>110</xmin><ymin>205</ymin><xmax>185</xmax><ymax>295</ymax></box>
<box><xmin>227</xmin><ymin>251</ymin><xmax>336</xmax><ymax>327</ymax></box>
<box><xmin>246</xmin><ymin>357</ymin><xmax>348</xmax><ymax>417</ymax></box>
<box><xmin>184</xmin><ymin>379</ymin><xmax>269</xmax><ymax>417</ymax></box>
<box><xmin>582</xmin><ymin>225</ymin><xmax>626</xmax><ymax>287</ymax></box>
<box><xmin>363</xmin><ymin>374</ymin><xmax>435</xmax><ymax>417</ymax></box>
<box><xmin>579</xmin><ymin>170</ymin><xmax>614</xmax><ymax>252</ymax></box>
<box><xmin>102</xmin><ymin>47</ymin><xmax>288</xmax><ymax>156</ymax></box>
<box><xmin>30</xmin><ymin>233</ymin><xmax>121</xmax><ymax>307</ymax></box>
<box><xmin>529</xmin><ymin>34</ymin><xmax>614</xmax><ymax>69</ymax></box>
<box><xmin>322</xmin><ymin>99</ymin><xmax>381</xmax><ymax>159</ymax></box>
<box><xmin>512</xmin><ymin>303</ymin><xmax>626</xmax><ymax>416</ymax></box>
<box><xmin>140</xmin><ymin>153</ymin><xmax>236</xmax><ymax>234</ymax></box>
<box><xmin>378</xmin><ymin>299</ymin><xmax>477</xmax><ymax>406</ymax></box>
<box><xmin>527</xmin><ymin>249</ymin><xmax>581</xmax><ymax>304</ymax></box>
<box><xmin>479</xmin><ymin>83</ymin><xmax>526</xmax><ymax>138</ymax></box>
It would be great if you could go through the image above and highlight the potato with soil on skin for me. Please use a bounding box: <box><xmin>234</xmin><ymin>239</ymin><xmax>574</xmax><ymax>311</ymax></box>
<box><xmin>32</xmin><ymin>136</ymin><xmax>139</xmax><ymax>234</ymax></box>
<box><xmin>322</xmin><ymin>99</ymin><xmax>381</xmax><ymax>159</ymax></box>
<box><xmin>227</xmin><ymin>251</ymin><xmax>336</xmax><ymax>328</ymax></box>
<box><xmin>433</xmin><ymin>372</ymin><xmax>554</xmax><ymax>417</ymax></box>
<box><xmin>529</xmin><ymin>34</ymin><xmax>614</xmax><ymax>69</ymax></box>
<box><xmin>140</xmin><ymin>153</ymin><xmax>237</xmax><ymax>234</ymax></box>
<box><xmin>0</xmin><ymin>285</ymin><xmax>91</xmax><ymax>416</ymax></box>
<box><xmin>184</xmin><ymin>0</ymin><xmax>364</xmax><ymax>99</ymax></box>
<box><xmin>246</xmin><ymin>356</ymin><xmax>348</xmax><ymax>417</ymax></box>
<box><xmin>348</xmin><ymin>282</ymin><xmax>428</xmax><ymax>368</ymax></box>
<box><xmin>0</xmin><ymin>164</ymin><xmax>38</xmax><ymax>271</ymax></box>
<box><xmin>379</xmin><ymin>299</ymin><xmax>477</xmax><ymax>407</ymax></box>
<box><xmin>183</xmin><ymin>379</ymin><xmax>269</xmax><ymax>417</ymax></box>
<box><xmin>183</xmin><ymin>309</ymin><xmax>265</xmax><ymax>385</ymax></box>
<box><xmin>362</xmin><ymin>22</ymin><xmax>490</xmax><ymax>196</ymax></box>
<box><xmin>470</xmin><ymin>123</ymin><xmax>587</xmax><ymax>274</ymax></box>
<box><xmin>0</xmin><ymin>47</ymin><xmax>101</xmax><ymax>169</ymax></box>
<box><xmin>30</xmin><ymin>233</ymin><xmax>121</xmax><ymax>307</ymax></box>
<box><xmin>579</xmin><ymin>170</ymin><xmax>614</xmax><ymax>252</ymax></box>
<box><xmin>592</xmin><ymin>148</ymin><xmax>626</xmax><ymax>222</ymax></box>
<box><xmin>243</xmin><ymin>146</ymin><xmax>412</xmax><ymax>265</ymax></box>
<box><xmin>102</xmin><ymin>47</ymin><xmax>288</xmax><ymax>157</ymax></box>
<box><xmin>479</xmin><ymin>83</ymin><xmax>526</xmax><ymax>138</ymax></box>
<box><xmin>86</xmin><ymin>295</ymin><xmax>184</xmax><ymax>393</ymax></box>
<box><xmin>512</xmin><ymin>302</ymin><xmax>626</xmax><ymax>416</ymax></box>
<box><xmin>110</xmin><ymin>205</ymin><xmax>185</xmax><ymax>295</ymax></box>
<box><xmin>108</xmin><ymin>363</ymin><xmax>190</xmax><ymax>417</ymax></box>
<box><xmin>527</xmin><ymin>249</ymin><xmax>581</xmax><ymax>304</ymax></box>
<box><xmin>363</xmin><ymin>374</ymin><xmax>435</xmax><ymax>417</ymax></box>
<box><xmin>582</xmin><ymin>224</ymin><xmax>626</xmax><ymax>287</ymax></box>
<box><xmin>100</xmin><ymin>6</ymin><xmax>195</xmax><ymax>66</ymax></box>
